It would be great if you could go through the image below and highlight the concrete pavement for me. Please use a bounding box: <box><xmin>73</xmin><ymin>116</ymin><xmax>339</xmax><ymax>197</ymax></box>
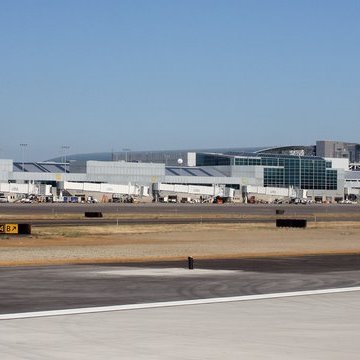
<box><xmin>1</xmin><ymin>290</ymin><xmax>360</xmax><ymax>359</ymax></box>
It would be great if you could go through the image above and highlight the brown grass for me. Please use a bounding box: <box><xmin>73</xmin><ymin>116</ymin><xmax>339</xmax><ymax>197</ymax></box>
<box><xmin>1</xmin><ymin>221</ymin><xmax>360</xmax><ymax>266</ymax></box>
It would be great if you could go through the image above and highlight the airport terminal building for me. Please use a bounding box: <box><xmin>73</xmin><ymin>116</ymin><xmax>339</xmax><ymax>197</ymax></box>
<box><xmin>0</xmin><ymin>140</ymin><xmax>359</xmax><ymax>203</ymax></box>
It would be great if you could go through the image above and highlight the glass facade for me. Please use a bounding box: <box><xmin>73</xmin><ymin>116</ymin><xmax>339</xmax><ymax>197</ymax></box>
<box><xmin>264</xmin><ymin>168</ymin><xmax>284</xmax><ymax>187</ymax></box>
<box><xmin>196</xmin><ymin>153</ymin><xmax>232</xmax><ymax>166</ymax></box>
<box><xmin>196</xmin><ymin>153</ymin><xmax>338</xmax><ymax>190</ymax></box>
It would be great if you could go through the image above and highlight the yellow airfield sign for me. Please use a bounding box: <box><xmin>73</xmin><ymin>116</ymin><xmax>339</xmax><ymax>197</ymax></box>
<box><xmin>0</xmin><ymin>224</ymin><xmax>19</xmax><ymax>234</ymax></box>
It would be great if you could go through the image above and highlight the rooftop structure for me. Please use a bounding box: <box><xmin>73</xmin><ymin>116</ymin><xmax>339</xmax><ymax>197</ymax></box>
<box><xmin>47</xmin><ymin>140</ymin><xmax>360</xmax><ymax>166</ymax></box>
<box><xmin>316</xmin><ymin>140</ymin><xmax>360</xmax><ymax>163</ymax></box>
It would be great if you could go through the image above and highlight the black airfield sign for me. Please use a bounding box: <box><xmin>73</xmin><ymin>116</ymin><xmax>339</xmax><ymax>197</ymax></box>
<box><xmin>0</xmin><ymin>224</ymin><xmax>31</xmax><ymax>235</ymax></box>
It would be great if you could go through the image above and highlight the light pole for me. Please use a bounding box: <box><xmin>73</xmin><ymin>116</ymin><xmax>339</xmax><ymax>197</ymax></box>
<box><xmin>123</xmin><ymin>148</ymin><xmax>131</xmax><ymax>162</ymax></box>
<box><xmin>20</xmin><ymin>143</ymin><xmax>28</xmax><ymax>172</ymax></box>
<box><xmin>164</xmin><ymin>154</ymin><xmax>170</xmax><ymax>166</ymax></box>
<box><xmin>61</xmin><ymin>145</ymin><xmax>70</xmax><ymax>175</ymax></box>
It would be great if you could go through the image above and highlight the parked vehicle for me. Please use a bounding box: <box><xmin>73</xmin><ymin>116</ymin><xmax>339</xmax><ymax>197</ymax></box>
<box><xmin>0</xmin><ymin>193</ymin><xmax>8</xmax><ymax>203</ymax></box>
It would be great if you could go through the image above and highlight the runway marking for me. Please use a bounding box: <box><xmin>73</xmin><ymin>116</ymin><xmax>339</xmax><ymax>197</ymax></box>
<box><xmin>93</xmin><ymin>268</ymin><xmax>239</xmax><ymax>277</ymax></box>
<box><xmin>1</xmin><ymin>286</ymin><xmax>360</xmax><ymax>321</ymax></box>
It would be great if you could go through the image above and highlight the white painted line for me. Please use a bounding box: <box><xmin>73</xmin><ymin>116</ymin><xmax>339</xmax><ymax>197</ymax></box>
<box><xmin>1</xmin><ymin>286</ymin><xmax>360</xmax><ymax>321</ymax></box>
<box><xmin>94</xmin><ymin>268</ymin><xmax>238</xmax><ymax>277</ymax></box>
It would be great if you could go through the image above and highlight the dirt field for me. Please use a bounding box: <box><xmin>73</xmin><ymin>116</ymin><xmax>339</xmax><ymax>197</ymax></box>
<box><xmin>1</xmin><ymin>221</ymin><xmax>360</xmax><ymax>266</ymax></box>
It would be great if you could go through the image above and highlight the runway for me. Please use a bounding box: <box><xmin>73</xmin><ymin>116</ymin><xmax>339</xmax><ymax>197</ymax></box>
<box><xmin>1</xmin><ymin>255</ymin><xmax>360</xmax><ymax>315</ymax></box>
<box><xmin>1</xmin><ymin>256</ymin><xmax>360</xmax><ymax>359</ymax></box>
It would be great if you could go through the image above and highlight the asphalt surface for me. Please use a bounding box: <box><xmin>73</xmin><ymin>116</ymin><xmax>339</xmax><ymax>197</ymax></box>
<box><xmin>0</xmin><ymin>203</ymin><xmax>359</xmax><ymax>226</ymax></box>
<box><xmin>0</xmin><ymin>202</ymin><xmax>359</xmax><ymax>215</ymax></box>
<box><xmin>1</xmin><ymin>255</ymin><xmax>360</xmax><ymax>315</ymax></box>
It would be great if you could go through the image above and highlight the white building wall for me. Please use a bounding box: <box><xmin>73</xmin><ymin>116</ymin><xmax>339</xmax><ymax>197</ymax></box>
<box><xmin>155</xmin><ymin>183</ymin><xmax>221</xmax><ymax>196</ymax></box>
<box><xmin>64</xmin><ymin>181</ymin><xmax>144</xmax><ymax>196</ymax></box>
<box><xmin>84</xmin><ymin>161</ymin><xmax>165</xmax><ymax>185</ymax></box>
<box><xmin>11</xmin><ymin>172</ymin><xmax>88</xmax><ymax>182</ymax></box>
<box><xmin>86</xmin><ymin>161</ymin><xmax>164</xmax><ymax>176</ymax></box>
<box><xmin>164</xmin><ymin>175</ymin><xmax>240</xmax><ymax>185</ymax></box>
<box><xmin>244</xmin><ymin>185</ymin><xmax>297</xmax><ymax>197</ymax></box>
<box><xmin>187</xmin><ymin>152</ymin><xmax>196</xmax><ymax>167</ymax></box>
<box><xmin>326</xmin><ymin>157</ymin><xmax>349</xmax><ymax>170</ymax></box>
<box><xmin>230</xmin><ymin>166</ymin><xmax>264</xmax><ymax>186</ymax></box>
<box><xmin>0</xmin><ymin>159</ymin><xmax>12</xmax><ymax>181</ymax></box>
<box><xmin>0</xmin><ymin>182</ymin><xmax>38</xmax><ymax>194</ymax></box>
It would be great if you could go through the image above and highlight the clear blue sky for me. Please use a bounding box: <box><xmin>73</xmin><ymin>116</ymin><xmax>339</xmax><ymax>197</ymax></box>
<box><xmin>1</xmin><ymin>0</ymin><xmax>359</xmax><ymax>161</ymax></box>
